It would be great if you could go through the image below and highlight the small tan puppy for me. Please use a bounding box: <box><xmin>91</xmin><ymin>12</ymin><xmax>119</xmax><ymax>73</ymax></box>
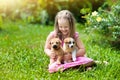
<box><xmin>50</xmin><ymin>38</ymin><xmax>64</xmax><ymax>64</ymax></box>
<box><xmin>63</xmin><ymin>37</ymin><xmax>77</xmax><ymax>63</ymax></box>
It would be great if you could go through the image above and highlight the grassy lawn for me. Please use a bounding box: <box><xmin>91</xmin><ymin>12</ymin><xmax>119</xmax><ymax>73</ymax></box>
<box><xmin>0</xmin><ymin>21</ymin><xmax>120</xmax><ymax>80</ymax></box>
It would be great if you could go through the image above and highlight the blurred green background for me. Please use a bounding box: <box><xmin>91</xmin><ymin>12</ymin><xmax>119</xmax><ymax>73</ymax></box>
<box><xmin>0</xmin><ymin>0</ymin><xmax>105</xmax><ymax>24</ymax></box>
<box><xmin>0</xmin><ymin>0</ymin><xmax>120</xmax><ymax>80</ymax></box>
<box><xmin>0</xmin><ymin>0</ymin><xmax>119</xmax><ymax>47</ymax></box>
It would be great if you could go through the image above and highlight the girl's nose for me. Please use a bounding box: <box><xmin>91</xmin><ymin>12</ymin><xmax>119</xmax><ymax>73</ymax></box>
<box><xmin>62</xmin><ymin>28</ymin><xmax>66</xmax><ymax>30</ymax></box>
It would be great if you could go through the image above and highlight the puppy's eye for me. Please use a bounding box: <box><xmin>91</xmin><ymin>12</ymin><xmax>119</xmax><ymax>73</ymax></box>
<box><xmin>69</xmin><ymin>41</ymin><xmax>71</xmax><ymax>44</ymax></box>
<box><xmin>73</xmin><ymin>42</ymin><xmax>75</xmax><ymax>44</ymax></box>
<box><xmin>50</xmin><ymin>42</ymin><xmax>53</xmax><ymax>44</ymax></box>
<box><xmin>56</xmin><ymin>42</ymin><xmax>58</xmax><ymax>44</ymax></box>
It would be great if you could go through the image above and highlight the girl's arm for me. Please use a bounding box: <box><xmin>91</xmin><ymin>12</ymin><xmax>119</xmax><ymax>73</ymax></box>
<box><xmin>44</xmin><ymin>33</ymin><xmax>55</xmax><ymax>58</ymax></box>
<box><xmin>76</xmin><ymin>37</ymin><xmax>86</xmax><ymax>57</ymax></box>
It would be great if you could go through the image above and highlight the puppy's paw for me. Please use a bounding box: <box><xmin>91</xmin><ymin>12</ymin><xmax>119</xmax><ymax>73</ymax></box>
<box><xmin>64</xmin><ymin>60</ymin><xmax>72</xmax><ymax>63</ymax></box>
<box><xmin>73</xmin><ymin>58</ymin><xmax>76</xmax><ymax>61</ymax></box>
<box><xmin>56</xmin><ymin>61</ymin><xmax>61</xmax><ymax>65</ymax></box>
<box><xmin>64</xmin><ymin>61</ymin><xmax>68</xmax><ymax>64</ymax></box>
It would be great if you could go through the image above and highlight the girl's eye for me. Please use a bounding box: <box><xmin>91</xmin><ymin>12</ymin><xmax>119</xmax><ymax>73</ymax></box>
<box><xmin>65</xmin><ymin>26</ymin><xmax>68</xmax><ymax>28</ymax></box>
<box><xmin>59</xmin><ymin>26</ymin><xmax>62</xmax><ymax>28</ymax></box>
<box><xmin>59</xmin><ymin>26</ymin><xmax>63</xmax><ymax>28</ymax></box>
<box><xmin>59</xmin><ymin>26</ymin><xmax>68</xmax><ymax>29</ymax></box>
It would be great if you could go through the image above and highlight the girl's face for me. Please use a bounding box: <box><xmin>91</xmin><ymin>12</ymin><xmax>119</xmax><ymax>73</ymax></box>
<box><xmin>58</xmin><ymin>19</ymin><xmax>70</xmax><ymax>36</ymax></box>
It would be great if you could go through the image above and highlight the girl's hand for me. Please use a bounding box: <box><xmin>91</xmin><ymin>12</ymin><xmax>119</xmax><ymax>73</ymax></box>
<box><xmin>49</xmin><ymin>50</ymin><xmax>56</xmax><ymax>59</ymax></box>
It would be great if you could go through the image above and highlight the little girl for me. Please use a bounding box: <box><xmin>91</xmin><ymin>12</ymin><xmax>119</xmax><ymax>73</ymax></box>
<box><xmin>44</xmin><ymin>10</ymin><xmax>94</xmax><ymax>72</ymax></box>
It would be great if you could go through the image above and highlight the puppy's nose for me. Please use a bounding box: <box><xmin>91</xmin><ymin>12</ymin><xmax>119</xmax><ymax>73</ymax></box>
<box><xmin>53</xmin><ymin>45</ymin><xmax>57</xmax><ymax>49</ymax></box>
<box><xmin>71</xmin><ymin>46</ymin><xmax>73</xmax><ymax>48</ymax></box>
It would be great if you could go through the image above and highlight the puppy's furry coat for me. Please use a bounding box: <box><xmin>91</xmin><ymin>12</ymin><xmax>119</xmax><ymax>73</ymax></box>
<box><xmin>63</xmin><ymin>37</ymin><xmax>77</xmax><ymax>63</ymax></box>
<box><xmin>50</xmin><ymin>38</ymin><xmax>64</xmax><ymax>64</ymax></box>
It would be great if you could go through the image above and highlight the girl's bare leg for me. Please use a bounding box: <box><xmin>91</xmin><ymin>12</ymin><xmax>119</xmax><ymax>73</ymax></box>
<box><xmin>49</xmin><ymin>58</ymin><xmax>56</xmax><ymax>65</ymax></box>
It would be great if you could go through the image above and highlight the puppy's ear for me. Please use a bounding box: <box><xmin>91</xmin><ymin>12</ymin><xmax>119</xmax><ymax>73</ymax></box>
<box><xmin>64</xmin><ymin>38</ymin><xmax>66</xmax><ymax>42</ymax></box>
<box><xmin>64</xmin><ymin>39</ymin><xmax>69</xmax><ymax>44</ymax></box>
<box><xmin>64</xmin><ymin>39</ymin><xmax>67</xmax><ymax>43</ymax></box>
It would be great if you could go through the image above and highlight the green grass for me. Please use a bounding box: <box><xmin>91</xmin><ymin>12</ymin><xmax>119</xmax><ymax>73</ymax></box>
<box><xmin>0</xmin><ymin>21</ymin><xmax>120</xmax><ymax>80</ymax></box>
